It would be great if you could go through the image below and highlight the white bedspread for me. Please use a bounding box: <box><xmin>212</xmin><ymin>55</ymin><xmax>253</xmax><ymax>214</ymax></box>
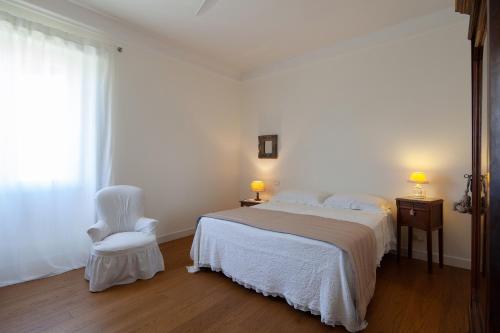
<box><xmin>188</xmin><ymin>202</ymin><xmax>395</xmax><ymax>332</ymax></box>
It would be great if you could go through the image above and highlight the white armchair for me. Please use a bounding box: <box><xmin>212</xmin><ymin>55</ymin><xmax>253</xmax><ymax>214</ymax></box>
<box><xmin>84</xmin><ymin>185</ymin><xmax>164</xmax><ymax>292</ymax></box>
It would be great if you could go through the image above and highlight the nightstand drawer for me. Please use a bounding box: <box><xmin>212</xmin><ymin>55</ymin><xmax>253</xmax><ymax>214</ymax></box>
<box><xmin>399</xmin><ymin>207</ymin><xmax>430</xmax><ymax>229</ymax></box>
<box><xmin>397</xmin><ymin>201</ymin><xmax>431</xmax><ymax>211</ymax></box>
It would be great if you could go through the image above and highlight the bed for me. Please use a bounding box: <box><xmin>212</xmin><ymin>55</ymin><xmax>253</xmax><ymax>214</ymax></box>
<box><xmin>188</xmin><ymin>197</ymin><xmax>395</xmax><ymax>332</ymax></box>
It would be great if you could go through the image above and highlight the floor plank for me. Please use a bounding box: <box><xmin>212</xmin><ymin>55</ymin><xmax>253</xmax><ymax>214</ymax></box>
<box><xmin>0</xmin><ymin>236</ymin><xmax>469</xmax><ymax>333</ymax></box>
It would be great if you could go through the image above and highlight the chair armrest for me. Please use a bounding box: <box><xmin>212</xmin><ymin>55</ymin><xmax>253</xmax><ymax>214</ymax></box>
<box><xmin>87</xmin><ymin>220</ymin><xmax>111</xmax><ymax>243</ymax></box>
<box><xmin>135</xmin><ymin>217</ymin><xmax>158</xmax><ymax>236</ymax></box>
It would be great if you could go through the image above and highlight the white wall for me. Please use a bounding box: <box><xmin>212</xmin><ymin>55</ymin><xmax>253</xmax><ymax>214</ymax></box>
<box><xmin>112</xmin><ymin>45</ymin><xmax>241</xmax><ymax>241</ymax></box>
<box><xmin>240</xmin><ymin>19</ymin><xmax>472</xmax><ymax>268</ymax></box>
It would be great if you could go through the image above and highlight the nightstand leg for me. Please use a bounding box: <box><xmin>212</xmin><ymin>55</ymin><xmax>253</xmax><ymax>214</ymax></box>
<box><xmin>408</xmin><ymin>227</ymin><xmax>413</xmax><ymax>259</ymax></box>
<box><xmin>397</xmin><ymin>223</ymin><xmax>401</xmax><ymax>263</ymax></box>
<box><xmin>438</xmin><ymin>228</ymin><xmax>444</xmax><ymax>268</ymax></box>
<box><xmin>427</xmin><ymin>230</ymin><xmax>433</xmax><ymax>273</ymax></box>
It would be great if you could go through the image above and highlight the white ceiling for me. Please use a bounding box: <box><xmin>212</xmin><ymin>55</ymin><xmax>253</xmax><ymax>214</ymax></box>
<box><xmin>71</xmin><ymin>0</ymin><xmax>452</xmax><ymax>76</ymax></box>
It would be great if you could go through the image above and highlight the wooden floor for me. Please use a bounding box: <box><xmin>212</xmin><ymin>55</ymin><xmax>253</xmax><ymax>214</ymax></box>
<box><xmin>0</xmin><ymin>236</ymin><xmax>469</xmax><ymax>333</ymax></box>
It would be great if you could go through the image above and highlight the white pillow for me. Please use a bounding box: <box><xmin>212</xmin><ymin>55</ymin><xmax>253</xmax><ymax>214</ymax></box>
<box><xmin>270</xmin><ymin>190</ymin><xmax>331</xmax><ymax>207</ymax></box>
<box><xmin>322</xmin><ymin>194</ymin><xmax>388</xmax><ymax>212</ymax></box>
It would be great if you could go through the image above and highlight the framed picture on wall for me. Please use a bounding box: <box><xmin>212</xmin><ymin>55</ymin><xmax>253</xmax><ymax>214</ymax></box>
<box><xmin>258</xmin><ymin>135</ymin><xmax>278</xmax><ymax>159</ymax></box>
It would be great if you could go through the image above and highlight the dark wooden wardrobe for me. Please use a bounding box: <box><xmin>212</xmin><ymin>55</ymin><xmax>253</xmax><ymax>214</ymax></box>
<box><xmin>456</xmin><ymin>1</ymin><xmax>499</xmax><ymax>332</ymax></box>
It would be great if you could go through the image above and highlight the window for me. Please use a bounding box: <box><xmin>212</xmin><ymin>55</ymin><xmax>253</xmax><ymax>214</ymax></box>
<box><xmin>0</xmin><ymin>10</ymin><xmax>113</xmax><ymax>286</ymax></box>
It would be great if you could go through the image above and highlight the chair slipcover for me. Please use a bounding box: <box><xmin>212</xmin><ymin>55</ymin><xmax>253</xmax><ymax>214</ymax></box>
<box><xmin>84</xmin><ymin>185</ymin><xmax>164</xmax><ymax>292</ymax></box>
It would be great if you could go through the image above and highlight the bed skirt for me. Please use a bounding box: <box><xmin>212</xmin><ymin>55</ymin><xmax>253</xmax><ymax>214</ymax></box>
<box><xmin>188</xmin><ymin>264</ymin><xmax>367</xmax><ymax>332</ymax></box>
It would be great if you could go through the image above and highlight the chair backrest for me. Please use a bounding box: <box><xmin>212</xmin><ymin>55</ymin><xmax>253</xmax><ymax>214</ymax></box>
<box><xmin>96</xmin><ymin>185</ymin><xmax>144</xmax><ymax>234</ymax></box>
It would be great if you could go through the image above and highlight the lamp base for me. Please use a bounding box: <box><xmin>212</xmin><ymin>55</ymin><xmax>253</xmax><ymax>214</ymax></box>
<box><xmin>412</xmin><ymin>184</ymin><xmax>425</xmax><ymax>199</ymax></box>
<box><xmin>254</xmin><ymin>192</ymin><xmax>262</xmax><ymax>201</ymax></box>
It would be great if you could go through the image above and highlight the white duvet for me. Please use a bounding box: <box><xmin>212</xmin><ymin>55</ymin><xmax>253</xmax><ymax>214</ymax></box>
<box><xmin>188</xmin><ymin>202</ymin><xmax>395</xmax><ymax>332</ymax></box>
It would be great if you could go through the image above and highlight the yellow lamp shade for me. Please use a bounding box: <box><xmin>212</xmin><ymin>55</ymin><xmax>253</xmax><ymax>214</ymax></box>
<box><xmin>408</xmin><ymin>172</ymin><xmax>429</xmax><ymax>184</ymax></box>
<box><xmin>250</xmin><ymin>180</ymin><xmax>265</xmax><ymax>193</ymax></box>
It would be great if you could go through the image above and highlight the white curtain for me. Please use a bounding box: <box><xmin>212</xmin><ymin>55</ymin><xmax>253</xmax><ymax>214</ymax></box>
<box><xmin>0</xmin><ymin>11</ymin><xmax>113</xmax><ymax>286</ymax></box>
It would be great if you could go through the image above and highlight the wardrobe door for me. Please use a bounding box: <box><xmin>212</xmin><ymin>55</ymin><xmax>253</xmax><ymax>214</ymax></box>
<box><xmin>487</xmin><ymin>1</ymin><xmax>500</xmax><ymax>331</ymax></box>
<box><xmin>470</xmin><ymin>43</ymin><xmax>485</xmax><ymax>333</ymax></box>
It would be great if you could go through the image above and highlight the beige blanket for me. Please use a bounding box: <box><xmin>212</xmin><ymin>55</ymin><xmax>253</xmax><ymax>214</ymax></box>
<box><xmin>201</xmin><ymin>207</ymin><xmax>377</xmax><ymax>320</ymax></box>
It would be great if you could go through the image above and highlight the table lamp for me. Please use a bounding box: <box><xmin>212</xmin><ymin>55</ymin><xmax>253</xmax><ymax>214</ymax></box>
<box><xmin>250</xmin><ymin>180</ymin><xmax>265</xmax><ymax>201</ymax></box>
<box><xmin>408</xmin><ymin>172</ymin><xmax>429</xmax><ymax>198</ymax></box>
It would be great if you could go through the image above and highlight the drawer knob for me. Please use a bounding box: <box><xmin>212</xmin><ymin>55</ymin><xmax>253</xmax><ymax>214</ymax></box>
<box><xmin>410</xmin><ymin>208</ymin><xmax>415</xmax><ymax>216</ymax></box>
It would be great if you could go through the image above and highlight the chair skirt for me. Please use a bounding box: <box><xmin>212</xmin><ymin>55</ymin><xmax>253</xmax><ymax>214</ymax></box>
<box><xmin>85</xmin><ymin>241</ymin><xmax>164</xmax><ymax>292</ymax></box>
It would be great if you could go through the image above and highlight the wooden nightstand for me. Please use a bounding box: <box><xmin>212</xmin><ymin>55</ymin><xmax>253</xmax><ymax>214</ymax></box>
<box><xmin>240</xmin><ymin>199</ymin><xmax>265</xmax><ymax>207</ymax></box>
<box><xmin>396</xmin><ymin>197</ymin><xmax>444</xmax><ymax>272</ymax></box>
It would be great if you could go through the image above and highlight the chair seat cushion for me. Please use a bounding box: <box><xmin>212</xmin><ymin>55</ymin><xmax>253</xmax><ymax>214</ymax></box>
<box><xmin>92</xmin><ymin>232</ymin><xmax>157</xmax><ymax>255</ymax></box>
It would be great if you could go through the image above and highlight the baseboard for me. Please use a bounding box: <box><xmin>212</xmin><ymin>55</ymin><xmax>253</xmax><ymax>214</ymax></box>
<box><xmin>157</xmin><ymin>228</ymin><xmax>195</xmax><ymax>244</ymax></box>
<box><xmin>397</xmin><ymin>248</ymin><xmax>471</xmax><ymax>269</ymax></box>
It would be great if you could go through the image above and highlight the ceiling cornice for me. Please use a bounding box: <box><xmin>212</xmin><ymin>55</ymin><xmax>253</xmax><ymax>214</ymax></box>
<box><xmin>4</xmin><ymin>2</ymin><xmax>467</xmax><ymax>83</ymax></box>
<box><xmin>8</xmin><ymin>0</ymin><xmax>241</xmax><ymax>81</ymax></box>
<box><xmin>242</xmin><ymin>8</ymin><xmax>467</xmax><ymax>81</ymax></box>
